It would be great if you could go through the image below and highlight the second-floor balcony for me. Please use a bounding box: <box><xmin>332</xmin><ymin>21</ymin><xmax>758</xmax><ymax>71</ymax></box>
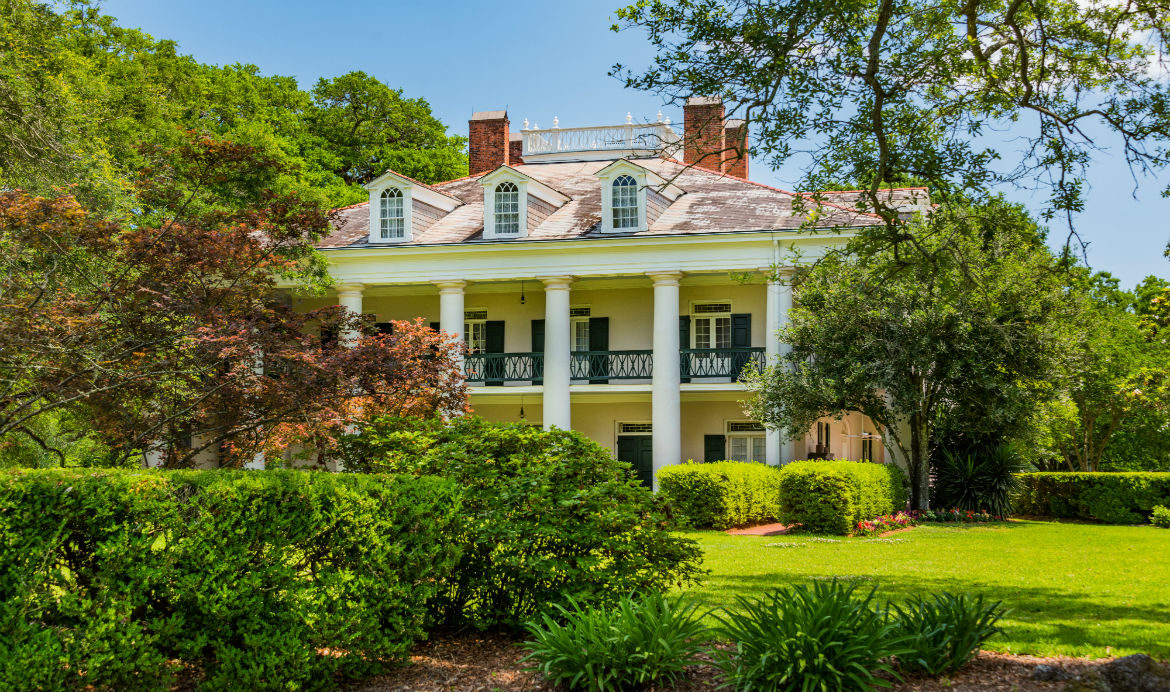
<box><xmin>464</xmin><ymin>347</ymin><xmax>765</xmax><ymax>385</ymax></box>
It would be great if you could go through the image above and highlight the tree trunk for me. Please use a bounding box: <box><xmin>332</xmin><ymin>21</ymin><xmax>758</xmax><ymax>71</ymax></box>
<box><xmin>909</xmin><ymin>411</ymin><xmax>930</xmax><ymax>510</ymax></box>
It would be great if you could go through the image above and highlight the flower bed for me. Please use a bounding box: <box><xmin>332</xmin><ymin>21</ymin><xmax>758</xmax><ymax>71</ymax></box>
<box><xmin>855</xmin><ymin>509</ymin><xmax>1005</xmax><ymax>536</ymax></box>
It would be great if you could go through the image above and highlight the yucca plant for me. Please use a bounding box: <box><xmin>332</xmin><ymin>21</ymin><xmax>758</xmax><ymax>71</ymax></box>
<box><xmin>892</xmin><ymin>593</ymin><xmax>1006</xmax><ymax>675</ymax></box>
<box><xmin>714</xmin><ymin>580</ymin><xmax>912</xmax><ymax>692</ymax></box>
<box><xmin>931</xmin><ymin>444</ymin><xmax>1024</xmax><ymax>516</ymax></box>
<box><xmin>521</xmin><ymin>592</ymin><xmax>710</xmax><ymax>692</ymax></box>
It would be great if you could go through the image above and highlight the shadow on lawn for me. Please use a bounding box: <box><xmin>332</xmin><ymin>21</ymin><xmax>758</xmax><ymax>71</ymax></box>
<box><xmin>697</xmin><ymin>572</ymin><xmax>1170</xmax><ymax>656</ymax></box>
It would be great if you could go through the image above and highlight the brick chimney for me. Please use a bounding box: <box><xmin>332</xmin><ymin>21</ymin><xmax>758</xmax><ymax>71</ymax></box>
<box><xmin>683</xmin><ymin>97</ymin><xmax>725</xmax><ymax>173</ymax></box>
<box><xmin>723</xmin><ymin>119</ymin><xmax>749</xmax><ymax>179</ymax></box>
<box><xmin>509</xmin><ymin>132</ymin><xmax>524</xmax><ymax>166</ymax></box>
<box><xmin>469</xmin><ymin>110</ymin><xmax>509</xmax><ymax>175</ymax></box>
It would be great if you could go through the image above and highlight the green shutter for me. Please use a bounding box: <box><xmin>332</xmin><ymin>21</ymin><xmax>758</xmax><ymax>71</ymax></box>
<box><xmin>704</xmin><ymin>434</ymin><xmax>726</xmax><ymax>463</ymax></box>
<box><xmin>531</xmin><ymin>319</ymin><xmax>545</xmax><ymax>384</ymax></box>
<box><xmin>588</xmin><ymin>316</ymin><xmax>609</xmax><ymax>383</ymax></box>
<box><xmin>731</xmin><ymin>313</ymin><xmax>752</xmax><ymax>377</ymax></box>
<box><xmin>484</xmin><ymin>321</ymin><xmax>506</xmax><ymax>387</ymax></box>
<box><xmin>679</xmin><ymin>315</ymin><xmax>691</xmax><ymax>383</ymax></box>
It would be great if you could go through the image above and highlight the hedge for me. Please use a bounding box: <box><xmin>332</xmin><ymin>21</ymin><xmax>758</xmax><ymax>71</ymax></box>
<box><xmin>658</xmin><ymin>461</ymin><xmax>783</xmax><ymax>529</ymax></box>
<box><xmin>0</xmin><ymin>468</ymin><xmax>463</xmax><ymax>691</ymax></box>
<box><xmin>336</xmin><ymin>416</ymin><xmax>705</xmax><ymax>631</ymax></box>
<box><xmin>777</xmin><ymin>461</ymin><xmax>909</xmax><ymax>534</ymax></box>
<box><xmin>1015</xmin><ymin>472</ymin><xmax>1170</xmax><ymax>524</ymax></box>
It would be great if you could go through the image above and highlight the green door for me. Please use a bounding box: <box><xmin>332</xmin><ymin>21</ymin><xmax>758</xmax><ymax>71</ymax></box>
<box><xmin>617</xmin><ymin>436</ymin><xmax>654</xmax><ymax>488</ymax></box>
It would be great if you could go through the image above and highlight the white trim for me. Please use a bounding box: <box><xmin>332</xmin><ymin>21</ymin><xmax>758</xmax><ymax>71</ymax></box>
<box><xmin>597</xmin><ymin>160</ymin><xmax>649</xmax><ymax>234</ymax></box>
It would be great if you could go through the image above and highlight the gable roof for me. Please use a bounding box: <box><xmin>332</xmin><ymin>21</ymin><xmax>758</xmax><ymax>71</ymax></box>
<box><xmin>320</xmin><ymin>158</ymin><xmax>890</xmax><ymax>249</ymax></box>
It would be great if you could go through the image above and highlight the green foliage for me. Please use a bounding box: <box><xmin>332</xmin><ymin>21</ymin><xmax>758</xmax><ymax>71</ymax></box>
<box><xmin>892</xmin><ymin>594</ymin><xmax>1006</xmax><ymax>675</ymax></box>
<box><xmin>778</xmin><ymin>461</ymin><xmax>909</xmax><ymax>534</ymax></box>
<box><xmin>657</xmin><ymin>461</ymin><xmax>782</xmax><ymax>529</ymax></box>
<box><xmin>1151</xmin><ymin>505</ymin><xmax>1170</xmax><ymax>528</ymax></box>
<box><xmin>336</xmin><ymin>416</ymin><xmax>704</xmax><ymax>631</ymax></box>
<box><xmin>931</xmin><ymin>445</ymin><xmax>1025</xmax><ymax>516</ymax></box>
<box><xmin>746</xmin><ymin>199</ymin><xmax>1072</xmax><ymax>509</ymax></box>
<box><xmin>714</xmin><ymin>581</ymin><xmax>910</xmax><ymax>692</ymax></box>
<box><xmin>0</xmin><ymin>1</ymin><xmax>466</xmax><ymax>214</ymax></box>
<box><xmin>521</xmin><ymin>592</ymin><xmax>709</xmax><ymax>692</ymax></box>
<box><xmin>1016</xmin><ymin>472</ymin><xmax>1170</xmax><ymax>524</ymax></box>
<box><xmin>0</xmin><ymin>468</ymin><xmax>463</xmax><ymax>691</ymax></box>
<box><xmin>615</xmin><ymin>0</ymin><xmax>1170</xmax><ymax>230</ymax></box>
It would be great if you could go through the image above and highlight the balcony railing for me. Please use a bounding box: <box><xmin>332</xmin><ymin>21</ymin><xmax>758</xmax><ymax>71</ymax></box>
<box><xmin>681</xmin><ymin>347</ymin><xmax>766</xmax><ymax>379</ymax></box>
<box><xmin>521</xmin><ymin>123</ymin><xmax>681</xmax><ymax>158</ymax></box>
<box><xmin>463</xmin><ymin>347</ymin><xmax>765</xmax><ymax>384</ymax></box>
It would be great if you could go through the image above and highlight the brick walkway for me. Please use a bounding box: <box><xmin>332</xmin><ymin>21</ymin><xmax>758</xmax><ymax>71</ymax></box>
<box><xmin>725</xmin><ymin>523</ymin><xmax>791</xmax><ymax>536</ymax></box>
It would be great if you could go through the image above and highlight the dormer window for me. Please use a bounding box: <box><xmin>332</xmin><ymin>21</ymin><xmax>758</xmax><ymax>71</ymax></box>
<box><xmin>379</xmin><ymin>187</ymin><xmax>405</xmax><ymax>240</ymax></box>
<box><xmin>612</xmin><ymin>175</ymin><xmax>639</xmax><ymax>230</ymax></box>
<box><xmin>494</xmin><ymin>182</ymin><xmax>521</xmax><ymax>235</ymax></box>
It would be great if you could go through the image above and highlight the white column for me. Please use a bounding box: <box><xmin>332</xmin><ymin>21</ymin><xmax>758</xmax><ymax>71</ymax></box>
<box><xmin>776</xmin><ymin>269</ymin><xmax>798</xmax><ymax>463</ymax></box>
<box><xmin>649</xmin><ymin>271</ymin><xmax>682</xmax><ymax>490</ymax></box>
<box><xmin>541</xmin><ymin>276</ymin><xmax>573</xmax><ymax>430</ymax></box>
<box><xmin>765</xmin><ymin>275</ymin><xmax>783</xmax><ymax>466</ymax></box>
<box><xmin>434</xmin><ymin>280</ymin><xmax>467</xmax><ymax>370</ymax></box>
<box><xmin>336</xmin><ymin>284</ymin><xmax>364</xmax><ymax>345</ymax></box>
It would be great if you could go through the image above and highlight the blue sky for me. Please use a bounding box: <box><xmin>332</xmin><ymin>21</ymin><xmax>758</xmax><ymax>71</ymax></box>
<box><xmin>101</xmin><ymin>0</ymin><xmax>1169</xmax><ymax>288</ymax></box>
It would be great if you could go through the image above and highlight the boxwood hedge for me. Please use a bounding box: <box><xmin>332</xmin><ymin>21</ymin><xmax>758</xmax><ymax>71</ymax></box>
<box><xmin>1015</xmin><ymin>472</ymin><xmax>1170</xmax><ymax>524</ymax></box>
<box><xmin>0</xmin><ymin>468</ymin><xmax>463</xmax><ymax>691</ymax></box>
<box><xmin>337</xmin><ymin>416</ymin><xmax>705</xmax><ymax>631</ymax></box>
<box><xmin>777</xmin><ymin>461</ymin><xmax>909</xmax><ymax>535</ymax></box>
<box><xmin>658</xmin><ymin>461</ymin><xmax>783</xmax><ymax>529</ymax></box>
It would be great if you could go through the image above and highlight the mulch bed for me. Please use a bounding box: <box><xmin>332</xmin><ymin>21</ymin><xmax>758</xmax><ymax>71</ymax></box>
<box><xmin>346</xmin><ymin>633</ymin><xmax>1111</xmax><ymax>692</ymax></box>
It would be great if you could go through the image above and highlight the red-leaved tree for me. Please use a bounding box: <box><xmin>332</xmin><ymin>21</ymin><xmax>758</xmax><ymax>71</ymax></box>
<box><xmin>0</xmin><ymin>133</ymin><xmax>467</xmax><ymax>467</ymax></box>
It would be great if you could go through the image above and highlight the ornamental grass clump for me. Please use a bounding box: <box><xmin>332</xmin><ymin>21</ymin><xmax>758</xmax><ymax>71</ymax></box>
<box><xmin>522</xmin><ymin>592</ymin><xmax>710</xmax><ymax>692</ymax></box>
<box><xmin>892</xmin><ymin>594</ymin><xmax>1006</xmax><ymax>675</ymax></box>
<box><xmin>714</xmin><ymin>580</ymin><xmax>911</xmax><ymax>692</ymax></box>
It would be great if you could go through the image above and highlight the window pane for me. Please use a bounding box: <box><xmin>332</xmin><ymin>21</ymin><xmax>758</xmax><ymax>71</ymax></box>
<box><xmin>694</xmin><ymin>318</ymin><xmax>711</xmax><ymax>348</ymax></box>
<box><xmin>495</xmin><ymin>182</ymin><xmax>520</xmax><ymax>234</ymax></box>
<box><xmin>715</xmin><ymin>317</ymin><xmax>731</xmax><ymax>349</ymax></box>
<box><xmin>465</xmin><ymin>322</ymin><xmax>486</xmax><ymax>352</ymax></box>
<box><xmin>612</xmin><ymin>175</ymin><xmax>639</xmax><ymax>229</ymax></box>
<box><xmin>380</xmin><ymin>188</ymin><xmax>405</xmax><ymax>239</ymax></box>
<box><xmin>730</xmin><ymin>437</ymin><xmax>747</xmax><ymax>461</ymax></box>
<box><xmin>573</xmin><ymin>320</ymin><xmax>590</xmax><ymax>352</ymax></box>
<box><xmin>751</xmin><ymin>436</ymin><xmax>766</xmax><ymax>462</ymax></box>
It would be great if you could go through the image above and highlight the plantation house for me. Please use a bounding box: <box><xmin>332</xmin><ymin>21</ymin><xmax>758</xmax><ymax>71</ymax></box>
<box><xmin>297</xmin><ymin>99</ymin><xmax>929</xmax><ymax>487</ymax></box>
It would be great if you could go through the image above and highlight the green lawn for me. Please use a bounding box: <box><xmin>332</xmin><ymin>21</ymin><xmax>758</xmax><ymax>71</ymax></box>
<box><xmin>677</xmin><ymin>520</ymin><xmax>1170</xmax><ymax>659</ymax></box>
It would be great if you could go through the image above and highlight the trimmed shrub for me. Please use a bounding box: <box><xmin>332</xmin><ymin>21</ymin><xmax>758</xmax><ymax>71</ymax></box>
<box><xmin>777</xmin><ymin>461</ymin><xmax>909</xmax><ymax>534</ymax></box>
<box><xmin>932</xmin><ymin>445</ymin><xmax>1024</xmax><ymax>516</ymax></box>
<box><xmin>1151</xmin><ymin>505</ymin><xmax>1170</xmax><ymax>528</ymax></box>
<box><xmin>658</xmin><ymin>461</ymin><xmax>782</xmax><ymax>529</ymax></box>
<box><xmin>0</xmin><ymin>468</ymin><xmax>463</xmax><ymax>691</ymax></box>
<box><xmin>714</xmin><ymin>581</ymin><xmax>911</xmax><ymax>692</ymax></box>
<box><xmin>336</xmin><ymin>416</ymin><xmax>704</xmax><ymax>631</ymax></box>
<box><xmin>1015</xmin><ymin>472</ymin><xmax>1170</xmax><ymax>523</ymax></box>
<box><xmin>892</xmin><ymin>594</ymin><xmax>1006</xmax><ymax>675</ymax></box>
<box><xmin>522</xmin><ymin>592</ymin><xmax>709</xmax><ymax>692</ymax></box>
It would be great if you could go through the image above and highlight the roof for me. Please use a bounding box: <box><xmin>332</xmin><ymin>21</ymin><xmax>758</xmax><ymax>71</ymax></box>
<box><xmin>319</xmin><ymin>158</ymin><xmax>891</xmax><ymax>250</ymax></box>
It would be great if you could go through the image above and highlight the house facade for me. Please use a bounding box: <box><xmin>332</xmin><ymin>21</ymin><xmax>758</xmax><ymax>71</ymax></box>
<box><xmin>298</xmin><ymin>98</ymin><xmax>929</xmax><ymax>487</ymax></box>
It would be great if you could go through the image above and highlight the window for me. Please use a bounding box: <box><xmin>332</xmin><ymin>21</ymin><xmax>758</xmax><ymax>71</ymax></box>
<box><xmin>727</xmin><ymin>421</ymin><xmax>766</xmax><ymax>462</ymax></box>
<box><xmin>861</xmin><ymin>435</ymin><xmax>875</xmax><ymax>462</ymax></box>
<box><xmin>693</xmin><ymin>302</ymin><xmax>731</xmax><ymax>349</ymax></box>
<box><xmin>619</xmin><ymin>422</ymin><xmax>653</xmax><ymax>434</ymax></box>
<box><xmin>379</xmin><ymin>187</ymin><xmax>405</xmax><ymax>239</ymax></box>
<box><xmin>494</xmin><ymin>182</ymin><xmax>520</xmax><ymax>235</ymax></box>
<box><xmin>572</xmin><ymin>319</ymin><xmax>590</xmax><ymax>352</ymax></box>
<box><xmin>612</xmin><ymin>175</ymin><xmax>639</xmax><ymax>229</ymax></box>
<box><xmin>815</xmin><ymin>421</ymin><xmax>832</xmax><ymax>456</ymax></box>
<box><xmin>464</xmin><ymin>309</ymin><xmax>487</xmax><ymax>353</ymax></box>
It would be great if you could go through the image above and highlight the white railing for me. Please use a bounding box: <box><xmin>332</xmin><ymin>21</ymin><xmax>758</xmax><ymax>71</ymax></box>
<box><xmin>522</xmin><ymin>123</ymin><xmax>681</xmax><ymax>158</ymax></box>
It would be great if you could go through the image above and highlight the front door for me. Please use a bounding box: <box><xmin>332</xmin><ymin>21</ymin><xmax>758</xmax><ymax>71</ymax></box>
<box><xmin>616</xmin><ymin>435</ymin><xmax>654</xmax><ymax>488</ymax></box>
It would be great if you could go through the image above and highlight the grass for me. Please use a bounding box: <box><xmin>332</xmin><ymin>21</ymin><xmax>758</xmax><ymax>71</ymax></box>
<box><xmin>678</xmin><ymin>520</ymin><xmax>1170</xmax><ymax>659</ymax></box>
